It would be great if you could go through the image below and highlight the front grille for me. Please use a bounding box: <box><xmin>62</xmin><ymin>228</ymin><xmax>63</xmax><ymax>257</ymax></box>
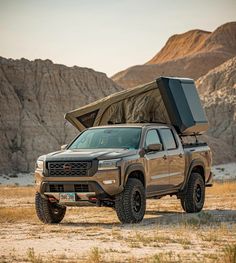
<box><xmin>47</xmin><ymin>161</ymin><xmax>92</xmax><ymax>177</ymax></box>
<box><xmin>48</xmin><ymin>183</ymin><xmax>89</xmax><ymax>193</ymax></box>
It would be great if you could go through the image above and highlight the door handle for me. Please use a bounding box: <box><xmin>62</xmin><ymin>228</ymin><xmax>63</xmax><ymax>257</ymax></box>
<box><xmin>163</xmin><ymin>155</ymin><xmax>167</xmax><ymax>160</ymax></box>
<box><xmin>179</xmin><ymin>153</ymin><xmax>183</xmax><ymax>158</ymax></box>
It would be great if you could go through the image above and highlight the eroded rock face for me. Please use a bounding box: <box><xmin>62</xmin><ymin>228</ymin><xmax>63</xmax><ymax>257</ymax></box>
<box><xmin>112</xmin><ymin>22</ymin><xmax>236</xmax><ymax>89</ymax></box>
<box><xmin>197</xmin><ymin>57</ymin><xmax>236</xmax><ymax>164</ymax></box>
<box><xmin>0</xmin><ymin>57</ymin><xmax>122</xmax><ymax>173</ymax></box>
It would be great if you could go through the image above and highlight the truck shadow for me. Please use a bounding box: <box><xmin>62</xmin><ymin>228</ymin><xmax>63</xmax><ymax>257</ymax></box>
<box><xmin>62</xmin><ymin>209</ymin><xmax>236</xmax><ymax>229</ymax></box>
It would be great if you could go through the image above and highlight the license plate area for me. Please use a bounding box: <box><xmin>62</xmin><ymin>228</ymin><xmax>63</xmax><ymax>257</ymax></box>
<box><xmin>59</xmin><ymin>193</ymin><xmax>76</xmax><ymax>202</ymax></box>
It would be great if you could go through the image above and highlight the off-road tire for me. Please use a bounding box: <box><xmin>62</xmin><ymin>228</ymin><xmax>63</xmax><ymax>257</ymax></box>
<box><xmin>115</xmin><ymin>178</ymin><xmax>146</xmax><ymax>224</ymax></box>
<box><xmin>35</xmin><ymin>192</ymin><xmax>66</xmax><ymax>224</ymax></box>
<box><xmin>180</xmin><ymin>172</ymin><xmax>205</xmax><ymax>213</ymax></box>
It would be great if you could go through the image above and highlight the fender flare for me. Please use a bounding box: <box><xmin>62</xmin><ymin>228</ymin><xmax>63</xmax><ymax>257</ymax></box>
<box><xmin>124</xmin><ymin>163</ymin><xmax>146</xmax><ymax>187</ymax></box>
<box><xmin>180</xmin><ymin>159</ymin><xmax>205</xmax><ymax>192</ymax></box>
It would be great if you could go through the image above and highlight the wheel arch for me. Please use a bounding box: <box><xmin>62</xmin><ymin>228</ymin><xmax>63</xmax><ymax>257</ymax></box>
<box><xmin>180</xmin><ymin>159</ymin><xmax>205</xmax><ymax>192</ymax></box>
<box><xmin>191</xmin><ymin>165</ymin><xmax>205</xmax><ymax>182</ymax></box>
<box><xmin>124</xmin><ymin>164</ymin><xmax>146</xmax><ymax>188</ymax></box>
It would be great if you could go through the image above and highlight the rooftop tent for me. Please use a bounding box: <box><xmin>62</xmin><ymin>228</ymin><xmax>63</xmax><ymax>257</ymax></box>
<box><xmin>157</xmin><ymin>77</ymin><xmax>209</xmax><ymax>134</ymax></box>
<box><xmin>65</xmin><ymin>77</ymin><xmax>209</xmax><ymax>135</ymax></box>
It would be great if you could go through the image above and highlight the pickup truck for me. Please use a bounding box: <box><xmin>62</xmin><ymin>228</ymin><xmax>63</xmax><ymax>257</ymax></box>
<box><xmin>35</xmin><ymin>123</ymin><xmax>213</xmax><ymax>224</ymax></box>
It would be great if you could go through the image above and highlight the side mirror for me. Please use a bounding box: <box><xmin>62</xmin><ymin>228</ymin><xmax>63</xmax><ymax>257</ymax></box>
<box><xmin>61</xmin><ymin>144</ymin><xmax>68</xmax><ymax>150</ymax></box>
<box><xmin>146</xmin><ymin>143</ymin><xmax>162</xmax><ymax>152</ymax></box>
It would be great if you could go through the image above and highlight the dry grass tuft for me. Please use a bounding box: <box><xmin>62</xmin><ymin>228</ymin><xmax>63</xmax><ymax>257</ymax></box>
<box><xmin>0</xmin><ymin>207</ymin><xmax>36</xmax><ymax>223</ymax></box>
<box><xmin>0</xmin><ymin>185</ymin><xmax>35</xmax><ymax>199</ymax></box>
<box><xmin>222</xmin><ymin>244</ymin><xmax>236</xmax><ymax>263</ymax></box>
<box><xmin>27</xmin><ymin>248</ymin><xmax>43</xmax><ymax>263</ymax></box>
<box><xmin>86</xmin><ymin>247</ymin><xmax>103</xmax><ymax>263</ymax></box>
<box><xmin>208</xmin><ymin>182</ymin><xmax>236</xmax><ymax>195</ymax></box>
<box><xmin>0</xmin><ymin>185</ymin><xmax>34</xmax><ymax>197</ymax></box>
<box><xmin>147</xmin><ymin>251</ymin><xmax>179</xmax><ymax>263</ymax></box>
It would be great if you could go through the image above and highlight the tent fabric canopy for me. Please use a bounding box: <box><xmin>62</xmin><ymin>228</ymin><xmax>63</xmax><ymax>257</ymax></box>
<box><xmin>65</xmin><ymin>80</ymin><xmax>170</xmax><ymax>131</ymax></box>
<box><xmin>65</xmin><ymin>77</ymin><xmax>208</xmax><ymax>135</ymax></box>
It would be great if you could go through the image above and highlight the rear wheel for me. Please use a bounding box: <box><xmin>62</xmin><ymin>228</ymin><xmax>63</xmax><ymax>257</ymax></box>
<box><xmin>35</xmin><ymin>192</ymin><xmax>66</xmax><ymax>224</ymax></box>
<box><xmin>115</xmin><ymin>178</ymin><xmax>146</xmax><ymax>224</ymax></box>
<box><xmin>180</xmin><ymin>172</ymin><xmax>205</xmax><ymax>213</ymax></box>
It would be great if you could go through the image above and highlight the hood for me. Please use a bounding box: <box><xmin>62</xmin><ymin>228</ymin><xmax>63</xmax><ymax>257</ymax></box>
<box><xmin>45</xmin><ymin>148</ymin><xmax>138</xmax><ymax>162</ymax></box>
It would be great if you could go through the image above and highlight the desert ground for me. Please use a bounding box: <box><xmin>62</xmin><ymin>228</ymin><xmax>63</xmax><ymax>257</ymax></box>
<box><xmin>0</xmin><ymin>179</ymin><xmax>235</xmax><ymax>263</ymax></box>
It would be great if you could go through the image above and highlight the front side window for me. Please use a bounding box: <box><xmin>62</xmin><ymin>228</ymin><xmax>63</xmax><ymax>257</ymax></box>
<box><xmin>159</xmin><ymin>128</ymin><xmax>177</xmax><ymax>150</ymax></box>
<box><xmin>69</xmin><ymin>128</ymin><xmax>142</xmax><ymax>150</ymax></box>
<box><xmin>145</xmin><ymin>129</ymin><xmax>161</xmax><ymax>146</ymax></box>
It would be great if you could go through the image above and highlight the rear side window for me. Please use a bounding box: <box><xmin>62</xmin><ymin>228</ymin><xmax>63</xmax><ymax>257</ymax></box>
<box><xmin>145</xmin><ymin>129</ymin><xmax>161</xmax><ymax>146</ymax></box>
<box><xmin>159</xmin><ymin>128</ymin><xmax>177</xmax><ymax>150</ymax></box>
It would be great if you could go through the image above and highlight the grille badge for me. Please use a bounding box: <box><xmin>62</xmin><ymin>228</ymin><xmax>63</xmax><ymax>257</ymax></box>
<box><xmin>63</xmin><ymin>163</ymin><xmax>72</xmax><ymax>172</ymax></box>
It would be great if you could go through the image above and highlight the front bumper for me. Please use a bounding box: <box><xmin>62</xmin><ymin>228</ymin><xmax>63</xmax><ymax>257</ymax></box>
<box><xmin>35</xmin><ymin>168</ymin><xmax>123</xmax><ymax>200</ymax></box>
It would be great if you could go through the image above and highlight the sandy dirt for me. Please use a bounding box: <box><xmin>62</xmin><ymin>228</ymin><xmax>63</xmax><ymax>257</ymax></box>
<box><xmin>0</xmin><ymin>183</ymin><xmax>236</xmax><ymax>262</ymax></box>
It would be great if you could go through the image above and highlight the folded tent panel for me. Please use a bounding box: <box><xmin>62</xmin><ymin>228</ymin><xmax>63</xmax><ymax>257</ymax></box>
<box><xmin>65</xmin><ymin>77</ymin><xmax>208</xmax><ymax>135</ymax></box>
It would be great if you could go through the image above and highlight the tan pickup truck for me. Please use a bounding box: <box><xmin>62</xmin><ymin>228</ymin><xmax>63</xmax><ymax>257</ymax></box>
<box><xmin>35</xmin><ymin>123</ymin><xmax>213</xmax><ymax>224</ymax></box>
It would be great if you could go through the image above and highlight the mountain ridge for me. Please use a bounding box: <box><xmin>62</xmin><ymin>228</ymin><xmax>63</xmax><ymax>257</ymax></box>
<box><xmin>112</xmin><ymin>22</ymin><xmax>236</xmax><ymax>89</ymax></box>
<box><xmin>146</xmin><ymin>29</ymin><xmax>211</xmax><ymax>64</ymax></box>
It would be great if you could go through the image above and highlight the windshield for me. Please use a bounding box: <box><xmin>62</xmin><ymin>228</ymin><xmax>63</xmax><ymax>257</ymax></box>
<box><xmin>69</xmin><ymin>127</ymin><xmax>142</xmax><ymax>150</ymax></box>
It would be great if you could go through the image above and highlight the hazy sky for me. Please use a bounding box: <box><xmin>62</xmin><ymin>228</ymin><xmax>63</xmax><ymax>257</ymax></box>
<box><xmin>1</xmin><ymin>0</ymin><xmax>235</xmax><ymax>76</ymax></box>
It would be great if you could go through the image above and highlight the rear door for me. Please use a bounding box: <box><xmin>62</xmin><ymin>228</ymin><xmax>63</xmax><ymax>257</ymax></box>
<box><xmin>144</xmin><ymin>129</ymin><xmax>169</xmax><ymax>194</ymax></box>
<box><xmin>159</xmin><ymin>128</ymin><xmax>185</xmax><ymax>188</ymax></box>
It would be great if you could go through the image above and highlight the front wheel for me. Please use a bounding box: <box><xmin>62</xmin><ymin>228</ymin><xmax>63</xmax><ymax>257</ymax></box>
<box><xmin>35</xmin><ymin>192</ymin><xmax>66</xmax><ymax>224</ymax></box>
<box><xmin>115</xmin><ymin>178</ymin><xmax>146</xmax><ymax>224</ymax></box>
<box><xmin>180</xmin><ymin>172</ymin><xmax>205</xmax><ymax>213</ymax></box>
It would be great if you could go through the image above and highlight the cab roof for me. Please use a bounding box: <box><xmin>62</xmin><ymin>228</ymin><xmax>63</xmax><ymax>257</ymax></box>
<box><xmin>87</xmin><ymin>123</ymin><xmax>172</xmax><ymax>129</ymax></box>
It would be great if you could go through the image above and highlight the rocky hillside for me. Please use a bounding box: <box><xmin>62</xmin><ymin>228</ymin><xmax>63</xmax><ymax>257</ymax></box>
<box><xmin>197</xmin><ymin>57</ymin><xmax>236</xmax><ymax>164</ymax></box>
<box><xmin>0</xmin><ymin>57</ymin><xmax>122</xmax><ymax>173</ymax></box>
<box><xmin>112</xmin><ymin>22</ymin><xmax>236</xmax><ymax>89</ymax></box>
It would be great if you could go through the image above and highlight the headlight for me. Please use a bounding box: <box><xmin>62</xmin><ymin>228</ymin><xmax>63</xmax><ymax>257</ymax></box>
<box><xmin>36</xmin><ymin>160</ymin><xmax>44</xmax><ymax>170</ymax></box>
<box><xmin>98</xmin><ymin>159</ymin><xmax>121</xmax><ymax>170</ymax></box>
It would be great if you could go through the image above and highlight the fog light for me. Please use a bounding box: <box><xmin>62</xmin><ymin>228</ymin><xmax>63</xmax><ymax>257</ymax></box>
<box><xmin>103</xmin><ymin>180</ymin><xmax>116</xmax><ymax>185</ymax></box>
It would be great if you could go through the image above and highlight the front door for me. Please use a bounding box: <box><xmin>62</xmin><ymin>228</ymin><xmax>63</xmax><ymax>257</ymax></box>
<box><xmin>144</xmin><ymin>129</ymin><xmax>169</xmax><ymax>195</ymax></box>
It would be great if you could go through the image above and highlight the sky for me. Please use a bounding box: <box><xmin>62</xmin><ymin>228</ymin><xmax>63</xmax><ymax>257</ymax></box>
<box><xmin>0</xmin><ymin>0</ymin><xmax>235</xmax><ymax>77</ymax></box>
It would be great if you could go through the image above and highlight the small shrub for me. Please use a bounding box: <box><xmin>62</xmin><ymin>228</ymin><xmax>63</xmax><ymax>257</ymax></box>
<box><xmin>149</xmin><ymin>251</ymin><xmax>177</xmax><ymax>263</ymax></box>
<box><xmin>87</xmin><ymin>247</ymin><xmax>102</xmax><ymax>263</ymax></box>
<box><xmin>26</xmin><ymin>248</ymin><xmax>43</xmax><ymax>263</ymax></box>
<box><xmin>222</xmin><ymin>244</ymin><xmax>236</xmax><ymax>263</ymax></box>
